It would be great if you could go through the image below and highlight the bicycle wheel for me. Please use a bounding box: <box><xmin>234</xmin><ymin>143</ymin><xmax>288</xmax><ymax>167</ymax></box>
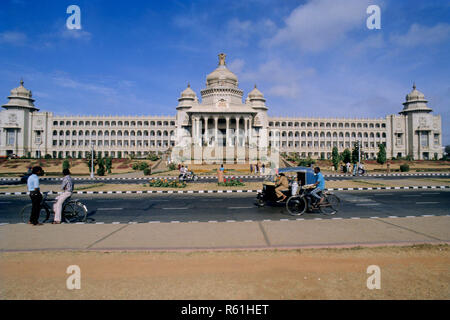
<box><xmin>320</xmin><ymin>194</ymin><xmax>340</xmax><ymax>215</ymax></box>
<box><xmin>63</xmin><ymin>201</ymin><xmax>88</xmax><ymax>223</ymax></box>
<box><xmin>286</xmin><ymin>196</ymin><xmax>307</xmax><ymax>216</ymax></box>
<box><xmin>20</xmin><ymin>204</ymin><xmax>50</xmax><ymax>224</ymax></box>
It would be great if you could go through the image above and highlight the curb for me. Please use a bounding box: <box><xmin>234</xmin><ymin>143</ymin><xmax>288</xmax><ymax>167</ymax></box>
<box><xmin>1</xmin><ymin>185</ymin><xmax>448</xmax><ymax>196</ymax></box>
<box><xmin>1</xmin><ymin>172</ymin><xmax>449</xmax><ymax>182</ymax></box>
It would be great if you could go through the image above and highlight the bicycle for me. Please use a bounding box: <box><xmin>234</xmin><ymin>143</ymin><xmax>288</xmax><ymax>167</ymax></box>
<box><xmin>286</xmin><ymin>185</ymin><xmax>340</xmax><ymax>216</ymax></box>
<box><xmin>20</xmin><ymin>192</ymin><xmax>88</xmax><ymax>224</ymax></box>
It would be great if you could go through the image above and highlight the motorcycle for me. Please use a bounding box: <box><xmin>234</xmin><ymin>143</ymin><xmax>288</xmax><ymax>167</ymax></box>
<box><xmin>178</xmin><ymin>171</ymin><xmax>199</xmax><ymax>182</ymax></box>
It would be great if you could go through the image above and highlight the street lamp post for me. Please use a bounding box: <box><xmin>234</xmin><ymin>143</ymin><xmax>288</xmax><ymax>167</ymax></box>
<box><xmin>90</xmin><ymin>141</ymin><xmax>95</xmax><ymax>179</ymax></box>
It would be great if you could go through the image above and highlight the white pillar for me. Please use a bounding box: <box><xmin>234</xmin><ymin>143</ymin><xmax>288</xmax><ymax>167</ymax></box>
<box><xmin>214</xmin><ymin>116</ymin><xmax>219</xmax><ymax>146</ymax></box>
<box><xmin>225</xmin><ymin>117</ymin><xmax>230</xmax><ymax>147</ymax></box>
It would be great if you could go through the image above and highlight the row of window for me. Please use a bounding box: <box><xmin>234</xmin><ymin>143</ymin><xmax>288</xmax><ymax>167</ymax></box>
<box><xmin>269</xmin><ymin>122</ymin><xmax>386</xmax><ymax>128</ymax></box>
<box><xmin>52</xmin><ymin>140</ymin><xmax>175</xmax><ymax>147</ymax></box>
<box><xmin>270</xmin><ymin>131</ymin><xmax>387</xmax><ymax>138</ymax></box>
<box><xmin>52</xmin><ymin>151</ymin><xmax>162</xmax><ymax>159</ymax></box>
<box><xmin>270</xmin><ymin>141</ymin><xmax>381</xmax><ymax>149</ymax></box>
<box><xmin>52</xmin><ymin>120</ymin><xmax>175</xmax><ymax>127</ymax></box>
<box><xmin>53</xmin><ymin>130</ymin><xmax>175</xmax><ymax>137</ymax></box>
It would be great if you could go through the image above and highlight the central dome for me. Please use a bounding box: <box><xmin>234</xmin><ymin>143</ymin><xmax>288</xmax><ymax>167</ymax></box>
<box><xmin>205</xmin><ymin>53</ymin><xmax>238</xmax><ymax>88</ymax></box>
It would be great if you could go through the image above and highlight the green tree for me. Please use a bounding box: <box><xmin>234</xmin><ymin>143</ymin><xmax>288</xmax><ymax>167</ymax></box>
<box><xmin>62</xmin><ymin>159</ymin><xmax>70</xmax><ymax>171</ymax></box>
<box><xmin>86</xmin><ymin>151</ymin><xmax>97</xmax><ymax>173</ymax></box>
<box><xmin>105</xmin><ymin>157</ymin><xmax>113</xmax><ymax>174</ymax></box>
<box><xmin>97</xmin><ymin>158</ymin><xmax>105</xmax><ymax>176</ymax></box>
<box><xmin>376</xmin><ymin>144</ymin><xmax>387</xmax><ymax>165</ymax></box>
<box><xmin>118</xmin><ymin>151</ymin><xmax>122</xmax><ymax>159</ymax></box>
<box><xmin>351</xmin><ymin>142</ymin><xmax>360</xmax><ymax>164</ymax></box>
<box><xmin>331</xmin><ymin>147</ymin><xmax>340</xmax><ymax>171</ymax></box>
<box><xmin>341</xmin><ymin>148</ymin><xmax>351</xmax><ymax>164</ymax></box>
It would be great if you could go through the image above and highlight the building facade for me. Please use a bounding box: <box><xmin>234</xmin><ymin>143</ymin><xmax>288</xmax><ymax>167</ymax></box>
<box><xmin>0</xmin><ymin>54</ymin><xmax>443</xmax><ymax>161</ymax></box>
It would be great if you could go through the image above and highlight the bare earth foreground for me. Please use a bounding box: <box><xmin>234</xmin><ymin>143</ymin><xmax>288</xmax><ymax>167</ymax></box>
<box><xmin>1</xmin><ymin>245</ymin><xmax>449</xmax><ymax>300</ymax></box>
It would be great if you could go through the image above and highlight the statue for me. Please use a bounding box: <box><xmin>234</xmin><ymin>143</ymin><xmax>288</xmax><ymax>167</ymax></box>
<box><xmin>218</xmin><ymin>53</ymin><xmax>226</xmax><ymax>66</ymax></box>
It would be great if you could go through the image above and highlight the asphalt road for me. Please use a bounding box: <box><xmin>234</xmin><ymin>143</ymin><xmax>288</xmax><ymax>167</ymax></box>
<box><xmin>1</xmin><ymin>189</ymin><xmax>448</xmax><ymax>224</ymax></box>
<box><xmin>1</xmin><ymin>172</ymin><xmax>449</xmax><ymax>186</ymax></box>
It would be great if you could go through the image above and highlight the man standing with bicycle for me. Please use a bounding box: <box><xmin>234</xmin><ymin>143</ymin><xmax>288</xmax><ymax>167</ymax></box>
<box><xmin>52</xmin><ymin>168</ymin><xmax>74</xmax><ymax>224</ymax></box>
<box><xmin>27</xmin><ymin>166</ymin><xmax>44</xmax><ymax>226</ymax></box>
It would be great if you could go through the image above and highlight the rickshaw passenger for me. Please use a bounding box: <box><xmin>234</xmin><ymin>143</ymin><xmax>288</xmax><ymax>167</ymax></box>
<box><xmin>275</xmin><ymin>173</ymin><xmax>289</xmax><ymax>202</ymax></box>
<box><xmin>310</xmin><ymin>167</ymin><xmax>326</xmax><ymax>206</ymax></box>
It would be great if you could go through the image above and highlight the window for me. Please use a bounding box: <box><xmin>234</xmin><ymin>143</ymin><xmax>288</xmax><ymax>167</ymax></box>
<box><xmin>434</xmin><ymin>134</ymin><xmax>439</xmax><ymax>145</ymax></box>
<box><xmin>6</xmin><ymin>129</ymin><xmax>15</xmax><ymax>146</ymax></box>
<box><xmin>420</xmin><ymin>132</ymin><xmax>428</xmax><ymax>147</ymax></box>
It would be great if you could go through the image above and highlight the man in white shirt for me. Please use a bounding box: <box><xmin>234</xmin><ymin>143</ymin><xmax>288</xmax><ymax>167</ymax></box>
<box><xmin>27</xmin><ymin>166</ymin><xmax>44</xmax><ymax>226</ymax></box>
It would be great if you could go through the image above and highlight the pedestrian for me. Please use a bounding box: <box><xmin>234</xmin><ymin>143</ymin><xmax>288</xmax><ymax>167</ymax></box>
<box><xmin>262</xmin><ymin>163</ymin><xmax>265</xmax><ymax>174</ymax></box>
<box><xmin>27</xmin><ymin>166</ymin><xmax>44</xmax><ymax>226</ymax></box>
<box><xmin>218</xmin><ymin>164</ymin><xmax>225</xmax><ymax>183</ymax></box>
<box><xmin>250</xmin><ymin>163</ymin><xmax>253</xmax><ymax>174</ymax></box>
<box><xmin>255</xmin><ymin>163</ymin><xmax>259</xmax><ymax>175</ymax></box>
<box><xmin>346</xmin><ymin>162</ymin><xmax>351</xmax><ymax>175</ymax></box>
<box><xmin>52</xmin><ymin>168</ymin><xmax>74</xmax><ymax>224</ymax></box>
<box><xmin>352</xmin><ymin>163</ymin><xmax>357</xmax><ymax>176</ymax></box>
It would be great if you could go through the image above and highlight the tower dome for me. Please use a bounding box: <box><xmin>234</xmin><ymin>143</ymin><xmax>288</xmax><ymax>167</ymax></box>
<box><xmin>205</xmin><ymin>53</ymin><xmax>238</xmax><ymax>88</ymax></box>
<box><xmin>248</xmin><ymin>84</ymin><xmax>266</xmax><ymax>102</ymax></box>
<box><xmin>178</xmin><ymin>83</ymin><xmax>197</xmax><ymax>101</ymax></box>
<box><xmin>2</xmin><ymin>79</ymin><xmax>38</xmax><ymax>111</ymax></box>
<box><xmin>400</xmin><ymin>83</ymin><xmax>432</xmax><ymax>114</ymax></box>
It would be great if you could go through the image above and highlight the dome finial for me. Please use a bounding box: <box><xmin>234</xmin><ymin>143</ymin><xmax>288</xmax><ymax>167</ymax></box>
<box><xmin>254</xmin><ymin>84</ymin><xmax>257</xmax><ymax>89</ymax></box>
<box><xmin>20</xmin><ymin>78</ymin><xmax>24</xmax><ymax>86</ymax></box>
<box><xmin>187</xmin><ymin>82</ymin><xmax>190</xmax><ymax>88</ymax></box>
<box><xmin>218</xmin><ymin>53</ymin><xmax>226</xmax><ymax>66</ymax></box>
<box><xmin>413</xmin><ymin>81</ymin><xmax>416</xmax><ymax>90</ymax></box>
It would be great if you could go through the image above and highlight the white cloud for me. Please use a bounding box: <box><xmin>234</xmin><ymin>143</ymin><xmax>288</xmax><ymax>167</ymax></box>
<box><xmin>268</xmin><ymin>0</ymin><xmax>370</xmax><ymax>52</ymax></box>
<box><xmin>228</xmin><ymin>58</ymin><xmax>245</xmax><ymax>74</ymax></box>
<box><xmin>0</xmin><ymin>31</ymin><xmax>27</xmax><ymax>45</ymax></box>
<box><xmin>60</xmin><ymin>29</ymin><xmax>92</xmax><ymax>41</ymax></box>
<box><xmin>390</xmin><ymin>23</ymin><xmax>450</xmax><ymax>47</ymax></box>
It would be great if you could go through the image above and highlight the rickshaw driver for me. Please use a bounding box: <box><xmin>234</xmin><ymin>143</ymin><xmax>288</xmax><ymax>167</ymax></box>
<box><xmin>310</xmin><ymin>167</ymin><xmax>326</xmax><ymax>208</ymax></box>
<box><xmin>275</xmin><ymin>173</ymin><xmax>290</xmax><ymax>202</ymax></box>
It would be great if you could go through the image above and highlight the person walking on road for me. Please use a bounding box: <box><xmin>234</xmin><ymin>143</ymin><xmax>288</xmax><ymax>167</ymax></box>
<box><xmin>52</xmin><ymin>168</ymin><xmax>74</xmax><ymax>224</ymax></box>
<box><xmin>27</xmin><ymin>166</ymin><xmax>44</xmax><ymax>226</ymax></box>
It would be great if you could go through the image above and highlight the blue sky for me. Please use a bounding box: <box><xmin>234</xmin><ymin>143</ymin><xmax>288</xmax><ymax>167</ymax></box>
<box><xmin>1</xmin><ymin>0</ymin><xmax>449</xmax><ymax>143</ymax></box>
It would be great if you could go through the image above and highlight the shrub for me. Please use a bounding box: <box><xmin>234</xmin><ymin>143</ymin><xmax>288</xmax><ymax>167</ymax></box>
<box><xmin>298</xmin><ymin>158</ymin><xmax>315</xmax><ymax>167</ymax></box>
<box><xmin>400</xmin><ymin>164</ymin><xmax>410</xmax><ymax>172</ymax></box>
<box><xmin>132</xmin><ymin>163</ymin><xmax>139</xmax><ymax>170</ymax></box>
<box><xmin>143</xmin><ymin>168</ymin><xmax>152</xmax><ymax>176</ymax></box>
<box><xmin>147</xmin><ymin>178</ymin><xmax>186</xmax><ymax>188</ymax></box>
<box><xmin>139</xmin><ymin>162</ymin><xmax>149</xmax><ymax>171</ymax></box>
<box><xmin>62</xmin><ymin>159</ymin><xmax>70</xmax><ymax>170</ymax></box>
<box><xmin>97</xmin><ymin>158</ymin><xmax>105</xmax><ymax>176</ymax></box>
<box><xmin>218</xmin><ymin>178</ymin><xmax>245</xmax><ymax>187</ymax></box>
<box><xmin>168</xmin><ymin>163</ymin><xmax>177</xmax><ymax>171</ymax></box>
<box><xmin>44</xmin><ymin>154</ymin><xmax>52</xmax><ymax>159</ymax></box>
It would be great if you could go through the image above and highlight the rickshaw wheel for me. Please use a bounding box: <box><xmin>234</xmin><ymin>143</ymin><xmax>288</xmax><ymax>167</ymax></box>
<box><xmin>286</xmin><ymin>196</ymin><xmax>307</xmax><ymax>216</ymax></box>
<box><xmin>256</xmin><ymin>198</ymin><xmax>265</xmax><ymax>207</ymax></box>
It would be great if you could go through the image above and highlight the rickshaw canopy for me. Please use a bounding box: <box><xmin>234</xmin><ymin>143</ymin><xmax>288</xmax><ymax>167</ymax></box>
<box><xmin>277</xmin><ymin>166</ymin><xmax>316</xmax><ymax>185</ymax></box>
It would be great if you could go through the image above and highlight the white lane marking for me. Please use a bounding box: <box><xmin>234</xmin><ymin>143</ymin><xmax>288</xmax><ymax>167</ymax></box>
<box><xmin>128</xmin><ymin>222</ymin><xmax>138</xmax><ymax>224</ymax></box>
<box><xmin>332</xmin><ymin>218</ymin><xmax>343</xmax><ymax>220</ymax></box>
<box><xmin>148</xmin><ymin>221</ymin><xmax>160</xmax><ymax>223</ymax></box>
<box><xmin>97</xmin><ymin>208</ymin><xmax>124</xmax><ymax>211</ymax></box>
<box><xmin>0</xmin><ymin>223</ymin><xmax>10</xmax><ymax>226</ymax></box>
<box><xmin>189</xmin><ymin>221</ymin><xmax>199</xmax><ymax>223</ymax></box>
<box><xmin>314</xmin><ymin>218</ymin><xmax>323</xmax><ymax>220</ymax></box>
<box><xmin>243</xmin><ymin>220</ymin><xmax>253</xmax><ymax>222</ymax></box>
<box><xmin>388</xmin><ymin>216</ymin><xmax>398</xmax><ymax>218</ymax></box>
<box><xmin>226</xmin><ymin>220</ymin><xmax>236</xmax><ymax>222</ymax></box>
<box><xmin>405</xmin><ymin>216</ymin><xmax>415</xmax><ymax>218</ymax></box>
<box><xmin>370</xmin><ymin>217</ymin><xmax>379</xmax><ymax>219</ymax></box>
<box><xmin>351</xmin><ymin>217</ymin><xmax>360</xmax><ymax>219</ymax></box>
<box><xmin>356</xmin><ymin>203</ymin><xmax>380</xmax><ymax>206</ymax></box>
<box><xmin>171</xmin><ymin>221</ymin><xmax>180</xmax><ymax>223</ymax></box>
<box><xmin>416</xmin><ymin>202</ymin><xmax>439</xmax><ymax>204</ymax></box>
<box><xmin>263</xmin><ymin>219</ymin><xmax>272</xmax><ymax>222</ymax></box>
<box><xmin>296</xmin><ymin>218</ymin><xmax>304</xmax><ymax>221</ymax></box>
<box><xmin>421</xmin><ymin>215</ymin><xmax>434</xmax><ymax>217</ymax></box>
<box><xmin>162</xmin><ymin>207</ymin><xmax>188</xmax><ymax>210</ymax></box>
<box><xmin>208</xmin><ymin>220</ymin><xmax>218</xmax><ymax>223</ymax></box>
<box><xmin>420</xmin><ymin>192</ymin><xmax>440</xmax><ymax>195</ymax></box>
<box><xmin>95</xmin><ymin>222</ymin><xmax>105</xmax><ymax>224</ymax></box>
<box><xmin>279</xmin><ymin>219</ymin><xmax>289</xmax><ymax>222</ymax></box>
<box><xmin>228</xmin><ymin>206</ymin><xmax>253</xmax><ymax>209</ymax></box>
<box><xmin>112</xmin><ymin>222</ymin><xmax>121</xmax><ymax>224</ymax></box>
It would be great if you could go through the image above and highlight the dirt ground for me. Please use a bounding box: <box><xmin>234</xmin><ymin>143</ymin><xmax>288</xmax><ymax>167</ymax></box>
<box><xmin>0</xmin><ymin>245</ymin><xmax>448</xmax><ymax>300</ymax></box>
